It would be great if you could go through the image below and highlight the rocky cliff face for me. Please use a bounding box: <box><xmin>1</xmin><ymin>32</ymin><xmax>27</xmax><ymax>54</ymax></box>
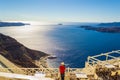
<box><xmin>0</xmin><ymin>33</ymin><xmax>48</xmax><ymax>68</ymax></box>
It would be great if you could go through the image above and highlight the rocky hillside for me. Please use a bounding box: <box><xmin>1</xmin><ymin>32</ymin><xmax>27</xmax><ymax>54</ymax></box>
<box><xmin>0</xmin><ymin>33</ymin><xmax>48</xmax><ymax>68</ymax></box>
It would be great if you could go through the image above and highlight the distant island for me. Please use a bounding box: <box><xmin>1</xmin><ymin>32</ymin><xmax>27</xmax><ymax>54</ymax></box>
<box><xmin>58</xmin><ymin>23</ymin><xmax>63</xmax><ymax>25</ymax></box>
<box><xmin>98</xmin><ymin>22</ymin><xmax>120</xmax><ymax>27</ymax></box>
<box><xmin>0</xmin><ymin>21</ymin><xmax>30</xmax><ymax>27</ymax></box>
<box><xmin>80</xmin><ymin>22</ymin><xmax>120</xmax><ymax>33</ymax></box>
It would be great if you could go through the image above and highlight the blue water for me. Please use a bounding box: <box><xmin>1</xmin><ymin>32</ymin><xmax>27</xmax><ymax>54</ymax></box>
<box><xmin>46</xmin><ymin>25</ymin><xmax>120</xmax><ymax>68</ymax></box>
<box><xmin>0</xmin><ymin>24</ymin><xmax>120</xmax><ymax>68</ymax></box>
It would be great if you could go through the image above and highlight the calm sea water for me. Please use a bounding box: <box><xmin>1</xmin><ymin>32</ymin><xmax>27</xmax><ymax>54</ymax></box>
<box><xmin>0</xmin><ymin>23</ymin><xmax>120</xmax><ymax>68</ymax></box>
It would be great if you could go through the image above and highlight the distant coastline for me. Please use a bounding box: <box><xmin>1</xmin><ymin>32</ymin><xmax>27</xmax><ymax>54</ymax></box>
<box><xmin>0</xmin><ymin>21</ymin><xmax>30</xmax><ymax>27</ymax></box>
<box><xmin>79</xmin><ymin>22</ymin><xmax>120</xmax><ymax>33</ymax></box>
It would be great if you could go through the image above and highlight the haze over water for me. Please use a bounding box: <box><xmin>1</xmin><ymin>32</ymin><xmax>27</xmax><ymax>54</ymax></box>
<box><xmin>0</xmin><ymin>22</ymin><xmax>120</xmax><ymax>68</ymax></box>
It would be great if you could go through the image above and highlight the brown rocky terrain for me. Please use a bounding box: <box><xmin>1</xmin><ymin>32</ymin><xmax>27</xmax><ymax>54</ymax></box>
<box><xmin>0</xmin><ymin>33</ymin><xmax>48</xmax><ymax>68</ymax></box>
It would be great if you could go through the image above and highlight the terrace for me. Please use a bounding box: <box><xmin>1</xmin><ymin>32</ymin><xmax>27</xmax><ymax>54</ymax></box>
<box><xmin>0</xmin><ymin>50</ymin><xmax>120</xmax><ymax>80</ymax></box>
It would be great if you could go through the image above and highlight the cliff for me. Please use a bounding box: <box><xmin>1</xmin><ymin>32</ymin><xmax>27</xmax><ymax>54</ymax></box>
<box><xmin>0</xmin><ymin>33</ymin><xmax>48</xmax><ymax>68</ymax></box>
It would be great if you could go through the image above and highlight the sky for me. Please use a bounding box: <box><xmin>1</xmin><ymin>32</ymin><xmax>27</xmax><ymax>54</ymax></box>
<box><xmin>0</xmin><ymin>0</ymin><xmax>120</xmax><ymax>22</ymax></box>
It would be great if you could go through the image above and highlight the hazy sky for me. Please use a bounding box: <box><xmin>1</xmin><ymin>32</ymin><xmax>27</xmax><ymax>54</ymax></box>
<box><xmin>0</xmin><ymin>0</ymin><xmax>120</xmax><ymax>22</ymax></box>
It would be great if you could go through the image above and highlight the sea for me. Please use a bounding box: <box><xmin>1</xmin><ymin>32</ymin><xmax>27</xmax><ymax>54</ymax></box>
<box><xmin>0</xmin><ymin>22</ymin><xmax>120</xmax><ymax>68</ymax></box>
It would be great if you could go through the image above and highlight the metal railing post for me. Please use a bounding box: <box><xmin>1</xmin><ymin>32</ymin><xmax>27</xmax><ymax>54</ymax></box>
<box><xmin>106</xmin><ymin>54</ymin><xmax>108</xmax><ymax>61</ymax></box>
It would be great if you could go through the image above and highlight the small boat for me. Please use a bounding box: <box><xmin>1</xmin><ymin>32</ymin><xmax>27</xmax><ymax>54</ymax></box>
<box><xmin>47</xmin><ymin>55</ymin><xmax>57</xmax><ymax>59</ymax></box>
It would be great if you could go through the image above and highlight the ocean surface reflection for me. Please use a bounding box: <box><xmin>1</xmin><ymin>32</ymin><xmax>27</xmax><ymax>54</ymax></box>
<box><xmin>0</xmin><ymin>24</ymin><xmax>120</xmax><ymax>68</ymax></box>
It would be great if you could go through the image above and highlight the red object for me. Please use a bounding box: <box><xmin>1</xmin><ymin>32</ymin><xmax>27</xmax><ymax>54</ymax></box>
<box><xmin>59</xmin><ymin>65</ymin><xmax>65</xmax><ymax>74</ymax></box>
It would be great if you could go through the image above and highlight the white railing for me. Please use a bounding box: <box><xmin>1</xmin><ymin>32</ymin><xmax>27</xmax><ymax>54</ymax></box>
<box><xmin>0</xmin><ymin>68</ymin><xmax>84</xmax><ymax>80</ymax></box>
<box><xmin>87</xmin><ymin>50</ymin><xmax>120</xmax><ymax>66</ymax></box>
<box><xmin>0</xmin><ymin>68</ymin><xmax>83</xmax><ymax>76</ymax></box>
